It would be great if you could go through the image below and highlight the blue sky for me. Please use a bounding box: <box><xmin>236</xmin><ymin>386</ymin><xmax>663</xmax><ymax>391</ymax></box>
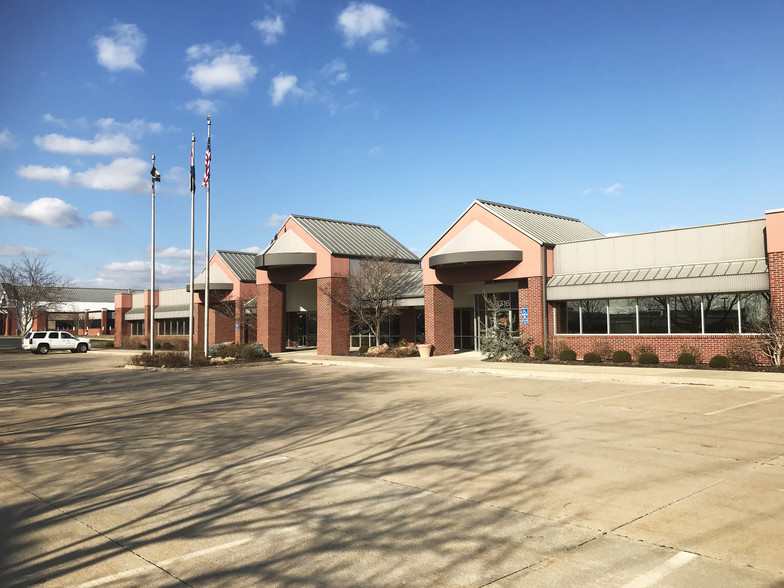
<box><xmin>1</xmin><ymin>1</ymin><xmax>783</xmax><ymax>289</ymax></box>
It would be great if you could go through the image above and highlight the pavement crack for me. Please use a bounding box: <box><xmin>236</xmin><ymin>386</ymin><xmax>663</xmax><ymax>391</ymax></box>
<box><xmin>0</xmin><ymin>470</ymin><xmax>194</xmax><ymax>587</ymax></box>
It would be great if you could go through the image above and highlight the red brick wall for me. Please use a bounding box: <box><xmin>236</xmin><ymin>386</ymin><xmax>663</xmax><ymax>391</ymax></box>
<box><xmin>769</xmin><ymin>251</ymin><xmax>784</xmax><ymax>315</ymax></box>
<box><xmin>518</xmin><ymin>277</ymin><xmax>545</xmax><ymax>349</ymax></box>
<box><xmin>211</xmin><ymin>302</ymin><xmax>236</xmax><ymax>345</ymax></box>
<box><xmin>257</xmin><ymin>283</ymin><xmax>286</xmax><ymax>352</ymax></box>
<box><xmin>193</xmin><ymin>303</ymin><xmax>205</xmax><ymax>351</ymax></box>
<box><xmin>317</xmin><ymin>276</ymin><xmax>350</xmax><ymax>356</ymax></box>
<box><xmin>425</xmin><ymin>284</ymin><xmax>454</xmax><ymax>356</ymax></box>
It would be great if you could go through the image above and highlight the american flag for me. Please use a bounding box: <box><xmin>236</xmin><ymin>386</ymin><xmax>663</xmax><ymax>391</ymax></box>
<box><xmin>201</xmin><ymin>136</ymin><xmax>211</xmax><ymax>187</ymax></box>
<box><xmin>190</xmin><ymin>141</ymin><xmax>195</xmax><ymax>192</ymax></box>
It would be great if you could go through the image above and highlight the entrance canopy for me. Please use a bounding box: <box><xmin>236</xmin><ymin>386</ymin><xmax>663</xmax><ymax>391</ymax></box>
<box><xmin>255</xmin><ymin>230</ymin><xmax>317</xmax><ymax>270</ymax></box>
<box><xmin>429</xmin><ymin>221</ymin><xmax>522</xmax><ymax>268</ymax></box>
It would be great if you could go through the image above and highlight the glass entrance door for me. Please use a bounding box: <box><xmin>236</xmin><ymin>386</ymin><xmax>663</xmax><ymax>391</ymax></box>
<box><xmin>297</xmin><ymin>312</ymin><xmax>317</xmax><ymax>347</ymax></box>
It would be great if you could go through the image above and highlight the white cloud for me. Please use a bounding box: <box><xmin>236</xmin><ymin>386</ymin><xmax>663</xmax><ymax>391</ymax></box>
<box><xmin>92</xmin><ymin>23</ymin><xmax>146</xmax><ymax>72</ymax></box>
<box><xmin>17</xmin><ymin>164</ymin><xmax>72</xmax><ymax>184</ymax></box>
<box><xmin>34</xmin><ymin>133</ymin><xmax>136</xmax><ymax>156</ymax></box>
<box><xmin>604</xmin><ymin>182</ymin><xmax>624</xmax><ymax>195</ymax></box>
<box><xmin>185</xmin><ymin>98</ymin><xmax>218</xmax><ymax>114</ymax></box>
<box><xmin>186</xmin><ymin>44</ymin><xmax>258</xmax><ymax>93</ymax></box>
<box><xmin>0</xmin><ymin>195</ymin><xmax>79</xmax><ymax>228</ymax></box>
<box><xmin>240</xmin><ymin>246</ymin><xmax>263</xmax><ymax>254</ymax></box>
<box><xmin>156</xmin><ymin>246</ymin><xmax>198</xmax><ymax>259</ymax></box>
<box><xmin>337</xmin><ymin>2</ymin><xmax>402</xmax><ymax>53</ymax></box>
<box><xmin>88</xmin><ymin>211</ymin><xmax>118</xmax><ymax>227</ymax></box>
<box><xmin>265</xmin><ymin>213</ymin><xmax>288</xmax><ymax>227</ymax></box>
<box><xmin>368</xmin><ymin>146</ymin><xmax>381</xmax><ymax>156</ymax></box>
<box><xmin>321</xmin><ymin>58</ymin><xmax>349</xmax><ymax>84</ymax></box>
<box><xmin>95</xmin><ymin>118</ymin><xmax>163</xmax><ymax>138</ymax></box>
<box><xmin>73</xmin><ymin>157</ymin><xmax>150</xmax><ymax>193</ymax></box>
<box><xmin>19</xmin><ymin>159</ymin><xmax>150</xmax><ymax>193</ymax></box>
<box><xmin>82</xmin><ymin>260</ymin><xmax>190</xmax><ymax>289</ymax></box>
<box><xmin>270</xmin><ymin>74</ymin><xmax>304</xmax><ymax>105</ymax></box>
<box><xmin>0</xmin><ymin>129</ymin><xmax>18</xmax><ymax>150</ymax></box>
<box><xmin>42</xmin><ymin>113</ymin><xmax>68</xmax><ymax>127</ymax></box>
<box><xmin>0</xmin><ymin>245</ymin><xmax>51</xmax><ymax>257</ymax></box>
<box><xmin>253</xmin><ymin>15</ymin><xmax>285</xmax><ymax>45</ymax></box>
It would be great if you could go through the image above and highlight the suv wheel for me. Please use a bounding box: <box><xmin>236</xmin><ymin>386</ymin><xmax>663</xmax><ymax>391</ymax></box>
<box><xmin>37</xmin><ymin>344</ymin><xmax>50</xmax><ymax>355</ymax></box>
<box><xmin>77</xmin><ymin>343</ymin><xmax>88</xmax><ymax>353</ymax></box>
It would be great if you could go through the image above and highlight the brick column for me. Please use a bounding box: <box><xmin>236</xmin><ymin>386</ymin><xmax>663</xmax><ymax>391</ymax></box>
<box><xmin>101</xmin><ymin>309</ymin><xmax>109</xmax><ymax>336</ymax></box>
<box><xmin>769</xmin><ymin>251</ymin><xmax>784</xmax><ymax>316</ymax></box>
<box><xmin>425</xmin><ymin>284</ymin><xmax>454</xmax><ymax>356</ymax></box>
<box><xmin>258</xmin><ymin>283</ymin><xmax>286</xmax><ymax>352</ymax></box>
<box><xmin>194</xmin><ymin>301</ymin><xmax>205</xmax><ymax>351</ymax></box>
<box><xmin>518</xmin><ymin>277</ymin><xmax>545</xmax><ymax>348</ymax></box>
<box><xmin>114</xmin><ymin>293</ymin><xmax>132</xmax><ymax>347</ymax></box>
<box><xmin>317</xmin><ymin>276</ymin><xmax>350</xmax><ymax>356</ymax></box>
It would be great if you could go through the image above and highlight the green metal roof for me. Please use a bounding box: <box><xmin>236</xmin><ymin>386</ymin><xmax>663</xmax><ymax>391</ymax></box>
<box><xmin>59</xmin><ymin>287</ymin><xmax>122</xmax><ymax>304</ymax></box>
<box><xmin>292</xmin><ymin>215</ymin><xmax>418</xmax><ymax>261</ymax></box>
<box><xmin>215</xmin><ymin>251</ymin><xmax>257</xmax><ymax>282</ymax></box>
<box><xmin>477</xmin><ymin>200</ymin><xmax>604</xmax><ymax>245</ymax></box>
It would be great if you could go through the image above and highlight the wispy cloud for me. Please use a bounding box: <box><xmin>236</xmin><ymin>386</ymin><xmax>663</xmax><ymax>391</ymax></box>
<box><xmin>241</xmin><ymin>246</ymin><xmax>263</xmax><ymax>254</ymax></box>
<box><xmin>337</xmin><ymin>2</ymin><xmax>403</xmax><ymax>54</ymax></box>
<box><xmin>185</xmin><ymin>98</ymin><xmax>218</xmax><ymax>115</ymax></box>
<box><xmin>33</xmin><ymin>133</ymin><xmax>136</xmax><ymax>156</ymax></box>
<box><xmin>0</xmin><ymin>245</ymin><xmax>51</xmax><ymax>257</ymax></box>
<box><xmin>604</xmin><ymin>182</ymin><xmax>624</xmax><ymax>195</ymax></box>
<box><xmin>253</xmin><ymin>15</ymin><xmax>285</xmax><ymax>45</ymax></box>
<box><xmin>92</xmin><ymin>23</ymin><xmax>146</xmax><ymax>72</ymax></box>
<box><xmin>368</xmin><ymin>146</ymin><xmax>381</xmax><ymax>156</ymax></box>
<box><xmin>0</xmin><ymin>129</ymin><xmax>18</xmax><ymax>150</ymax></box>
<box><xmin>88</xmin><ymin>211</ymin><xmax>118</xmax><ymax>227</ymax></box>
<box><xmin>321</xmin><ymin>58</ymin><xmax>349</xmax><ymax>84</ymax></box>
<box><xmin>270</xmin><ymin>74</ymin><xmax>305</xmax><ymax>106</ymax></box>
<box><xmin>78</xmin><ymin>260</ymin><xmax>190</xmax><ymax>289</ymax></box>
<box><xmin>265</xmin><ymin>213</ymin><xmax>288</xmax><ymax>227</ymax></box>
<box><xmin>0</xmin><ymin>195</ymin><xmax>80</xmax><ymax>228</ymax></box>
<box><xmin>186</xmin><ymin>43</ymin><xmax>258</xmax><ymax>93</ymax></box>
<box><xmin>18</xmin><ymin>157</ymin><xmax>151</xmax><ymax>194</ymax></box>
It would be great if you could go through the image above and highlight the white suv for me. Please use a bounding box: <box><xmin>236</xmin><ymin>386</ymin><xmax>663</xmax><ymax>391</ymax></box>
<box><xmin>22</xmin><ymin>331</ymin><xmax>91</xmax><ymax>354</ymax></box>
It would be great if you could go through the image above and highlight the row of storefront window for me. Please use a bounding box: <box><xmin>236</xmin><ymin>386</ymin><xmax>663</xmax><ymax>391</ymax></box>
<box><xmin>553</xmin><ymin>292</ymin><xmax>770</xmax><ymax>335</ymax></box>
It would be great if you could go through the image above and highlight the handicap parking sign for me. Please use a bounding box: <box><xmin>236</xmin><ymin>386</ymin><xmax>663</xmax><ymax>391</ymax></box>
<box><xmin>521</xmin><ymin>308</ymin><xmax>528</xmax><ymax>324</ymax></box>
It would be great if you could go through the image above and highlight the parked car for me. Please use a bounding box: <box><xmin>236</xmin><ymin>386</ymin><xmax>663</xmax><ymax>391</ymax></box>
<box><xmin>22</xmin><ymin>331</ymin><xmax>91</xmax><ymax>354</ymax></box>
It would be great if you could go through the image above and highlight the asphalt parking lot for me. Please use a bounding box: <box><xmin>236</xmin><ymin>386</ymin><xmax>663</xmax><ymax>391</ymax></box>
<box><xmin>1</xmin><ymin>350</ymin><xmax>783</xmax><ymax>587</ymax></box>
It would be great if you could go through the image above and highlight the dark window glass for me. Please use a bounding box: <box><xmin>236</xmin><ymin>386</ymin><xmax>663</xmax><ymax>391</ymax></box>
<box><xmin>582</xmin><ymin>300</ymin><xmax>608</xmax><ymax>334</ymax></box>
<box><xmin>638</xmin><ymin>297</ymin><xmax>668</xmax><ymax>333</ymax></box>
<box><xmin>48</xmin><ymin>332</ymin><xmax>58</xmax><ymax>339</ymax></box>
<box><xmin>740</xmin><ymin>292</ymin><xmax>770</xmax><ymax>333</ymax></box>
<box><xmin>670</xmin><ymin>296</ymin><xmax>702</xmax><ymax>333</ymax></box>
<box><xmin>703</xmin><ymin>294</ymin><xmax>738</xmax><ymax>333</ymax></box>
<box><xmin>609</xmin><ymin>299</ymin><xmax>636</xmax><ymax>334</ymax></box>
<box><xmin>555</xmin><ymin>301</ymin><xmax>581</xmax><ymax>334</ymax></box>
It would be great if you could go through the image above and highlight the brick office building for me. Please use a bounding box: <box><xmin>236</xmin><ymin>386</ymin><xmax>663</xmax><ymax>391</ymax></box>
<box><xmin>423</xmin><ymin>199</ymin><xmax>784</xmax><ymax>362</ymax></box>
<box><xmin>255</xmin><ymin>214</ymin><xmax>421</xmax><ymax>355</ymax></box>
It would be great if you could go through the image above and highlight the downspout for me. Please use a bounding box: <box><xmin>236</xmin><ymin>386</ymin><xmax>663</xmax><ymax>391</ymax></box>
<box><xmin>541</xmin><ymin>244</ymin><xmax>549</xmax><ymax>353</ymax></box>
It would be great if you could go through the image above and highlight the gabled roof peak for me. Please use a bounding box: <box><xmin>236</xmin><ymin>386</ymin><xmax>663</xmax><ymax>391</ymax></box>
<box><xmin>475</xmin><ymin>199</ymin><xmax>581</xmax><ymax>223</ymax></box>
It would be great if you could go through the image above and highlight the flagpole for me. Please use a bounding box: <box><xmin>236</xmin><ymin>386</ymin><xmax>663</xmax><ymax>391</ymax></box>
<box><xmin>150</xmin><ymin>152</ymin><xmax>156</xmax><ymax>356</ymax></box>
<box><xmin>204</xmin><ymin>114</ymin><xmax>211</xmax><ymax>357</ymax></box>
<box><xmin>188</xmin><ymin>134</ymin><xmax>195</xmax><ymax>363</ymax></box>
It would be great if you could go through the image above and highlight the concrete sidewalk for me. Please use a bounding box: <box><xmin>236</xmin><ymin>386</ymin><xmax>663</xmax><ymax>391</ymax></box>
<box><xmin>275</xmin><ymin>349</ymin><xmax>784</xmax><ymax>391</ymax></box>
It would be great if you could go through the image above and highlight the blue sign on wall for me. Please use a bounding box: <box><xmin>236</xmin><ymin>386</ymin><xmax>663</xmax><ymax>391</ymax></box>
<box><xmin>521</xmin><ymin>307</ymin><xmax>528</xmax><ymax>325</ymax></box>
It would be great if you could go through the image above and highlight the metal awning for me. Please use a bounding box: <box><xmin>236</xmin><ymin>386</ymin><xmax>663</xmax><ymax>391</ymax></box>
<box><xmin>256</xmin><ymin>230</ymin><xmax>317</xmax><ymax>270</ymax></box>
<box><xmin>429</xmin><ymin>220</ymin><xmax>522</xmax><ymax>268</ymax></box>
<box><xmin>124</xmin><ymin>308</ymin><xmax>145</xmax><ymax>320</ymax></box>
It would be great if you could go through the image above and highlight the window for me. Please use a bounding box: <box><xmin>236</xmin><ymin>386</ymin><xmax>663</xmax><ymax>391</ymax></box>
<box><xmin>581</xmin><ymin>300</ymin><xmax>608</xmax><ymax>334</ymax></box>
<box><xmin>157</xmin><ymin>318</ymin><xmax>188</xmax><ymax>336</ymax></box>
<box><xmin>130</xmin><ymin>321</ymin><xmax>144</xmax><ymax>336</ymax></box>
<box><xmin>553</xmin><ymin>290</ymin><xmax>769</xmax><ymax>336</ymax></box>
<box><xmin>609</xmin><ymin>299</ymin><xmax>636</xmax><ymax>334</ymax></box>
<box><xmin>669</xmin><ymin>296</ymin><xmax>702</xmax><ymax>334</ymax></box>
<box><xmin>638</xmin><ymin>297</ymin><xmax>668</xmax><ymax>333</ymax></box>
<box><xmin>703</xmin><ymin>294</ymin><xmax>738</xmax><ymax>334</ymax></box>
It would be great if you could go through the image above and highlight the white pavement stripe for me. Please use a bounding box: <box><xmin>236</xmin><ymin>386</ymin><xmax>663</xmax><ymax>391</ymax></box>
<box><xmin>75</xmin><ymin>537</ymin><xmax>252</xmax><ymax>588</ymax></box>
<box><xmin>704</xmin><ymin>393</ymin><xmax>784</xmax><ymax>416</ymax></box>
<box><xmin>576</xmin><ymin>386</ymin><xmax>674</xmax><ymax>404</ymax></box>
<box><xmin>620</xmin><ymin>551</ymin><xmax>698</xmax><ymax>588</ymax></box>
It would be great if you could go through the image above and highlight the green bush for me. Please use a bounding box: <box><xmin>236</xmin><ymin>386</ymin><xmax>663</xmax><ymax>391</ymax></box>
<box><xmin>558</xmin><ymin>349</ymin><xmax>577</xmax><ymax>361</ymax></box>
<box><xmin>238</xmin><ymin>343</ymin><xmax>271</xmax><ymax>360</ymax></box>
<box><xmin>533</xmin><ymin>345</ymin><xmax>547</xmax><ymax>360</ymax></box>
<box><xmin>612</xmin><ymin>350</ymin><xmax>632</xmax><ymax>363</ymax></box>
<box><xmin>129</xmin><ymin>352</ymin><xmax>189</xmax><ymax>368</ymax></box>
<box><xmin>709</xmin><ymin>354</ymin><xmax>730</xmax><ymax>369</ymax></box>
<box><xmin>209</xmin><ymin>343</ymin><xmax>226</xmax><ymax>357</ymax></box>
<box><xmin>638</xmin><ymin>352</ymin><xmax>659</xmax><ymax>365</ymax></box>
<box><xmin>358</xmin><ymin>345</ymin><xmax>369</xmax><ymax>355</ymax></box>
<box><xmin>583</xmin><ymin>352</ymin><xmax>601</xmax><ymax>363</ymax></box>
<box><xmin>677</xmin><ymin>352</ymin><xmax>696</xmax><ymax>366</ymax></box>
<box><xmin>161</xmin><ymin>341</ymin><xmax>174</xmax><ymax>350</ymax></box>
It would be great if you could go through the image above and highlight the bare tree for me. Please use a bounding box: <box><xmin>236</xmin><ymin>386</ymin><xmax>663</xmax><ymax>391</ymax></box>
<box><xmin>213</xmin><ymin>295</ymin><xmax>257</xmax><ymax>342</ymax></box>
<box><xmin>320</xmin><ymin>257</ymin><xmax>417</xmax><ymax>347</ymax></box>
<box><xmin>0</xmin><ymin>254</ymin><xmax>70</xmax><ymax>334</ymax></box>
<box><xmin>754</xmin><ymin>307</ymin><xmax>784</xmax><ymax>367</ymax></box>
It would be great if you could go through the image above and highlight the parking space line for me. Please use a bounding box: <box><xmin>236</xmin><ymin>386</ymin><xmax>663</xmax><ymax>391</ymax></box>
<box><xmin>75</xmin><ymin>537</ymin><xmax>252</xmax><ymax>588</ymax></box>
<box><xmin>620</xmin><ymin>551</ymin><xmax>697</xmax><ymax>588</ymax></box>
<box><xmin>576</xmin><ymin>385</ymin><xmax>675</xmax><ymax>404</ymax></box>
<box><xmin>704</xmin><ymin>393</ymin><xmax>784</xmax><ymax>416</ymax></box>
